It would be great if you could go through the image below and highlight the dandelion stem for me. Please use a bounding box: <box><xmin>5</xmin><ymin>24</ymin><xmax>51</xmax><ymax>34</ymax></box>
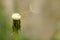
<box><xmin>14</xmin><ymin>30</ymin><xmax>18</xmax><ymax>40</ymax></box>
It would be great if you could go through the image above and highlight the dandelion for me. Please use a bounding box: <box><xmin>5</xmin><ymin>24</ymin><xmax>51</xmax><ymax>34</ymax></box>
<box><xmin>12</xmin><ymin>13</ymin><xmax>21</xmax><ymax>40</ymax></box>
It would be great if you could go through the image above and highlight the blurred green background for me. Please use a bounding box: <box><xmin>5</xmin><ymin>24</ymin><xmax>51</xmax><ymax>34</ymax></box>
<box><xmin>0</xmin><ymin>0</ymin><xmax>60</xmax><ymax>40</ymax></box>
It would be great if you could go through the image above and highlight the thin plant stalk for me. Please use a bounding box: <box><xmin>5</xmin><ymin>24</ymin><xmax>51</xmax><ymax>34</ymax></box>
<box><xmin>14</xmin><ymin>30</ymin><xmax>18</xmax><ymax>40</ymax></box>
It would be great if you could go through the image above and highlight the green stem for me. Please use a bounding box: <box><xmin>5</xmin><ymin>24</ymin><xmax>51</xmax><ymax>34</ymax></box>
<box><xmin>14</xmin><ymin>31</ymin><xmax>18</xmax><ymax>40</ymax></box>
<box><xmin>13</xmin><ymin>20</ymin><xmax>20</xmax><ymax>40</ymax></box>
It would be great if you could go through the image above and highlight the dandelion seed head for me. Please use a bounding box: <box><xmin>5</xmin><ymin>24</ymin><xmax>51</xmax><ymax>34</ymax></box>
<box><xmin>12</xmin><ymin>13</ymin><xmax>21</xmax><ymax>20</ymax></box>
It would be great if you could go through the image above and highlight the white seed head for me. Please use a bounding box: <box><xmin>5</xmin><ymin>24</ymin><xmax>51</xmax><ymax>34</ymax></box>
<box><xmin>12</xmin><ymin>13</ymin><xmax>21</xmax><ymax>20</ymax></box>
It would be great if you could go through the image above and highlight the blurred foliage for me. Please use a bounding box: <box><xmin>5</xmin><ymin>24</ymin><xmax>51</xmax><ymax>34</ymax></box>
<box><xmin>0</xmin><ymin>0</ymin><xmax>8</xmax><ymax>40</ymax></box>
<box><xmin>51</xmin><ymin>29</ymin><xmax>60</xmax><ymax>40</ymax></box>
<box><xmin>18</xmin><ymin>33</ymin><xmax>30</xmax><ymax>40</ymax></box>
